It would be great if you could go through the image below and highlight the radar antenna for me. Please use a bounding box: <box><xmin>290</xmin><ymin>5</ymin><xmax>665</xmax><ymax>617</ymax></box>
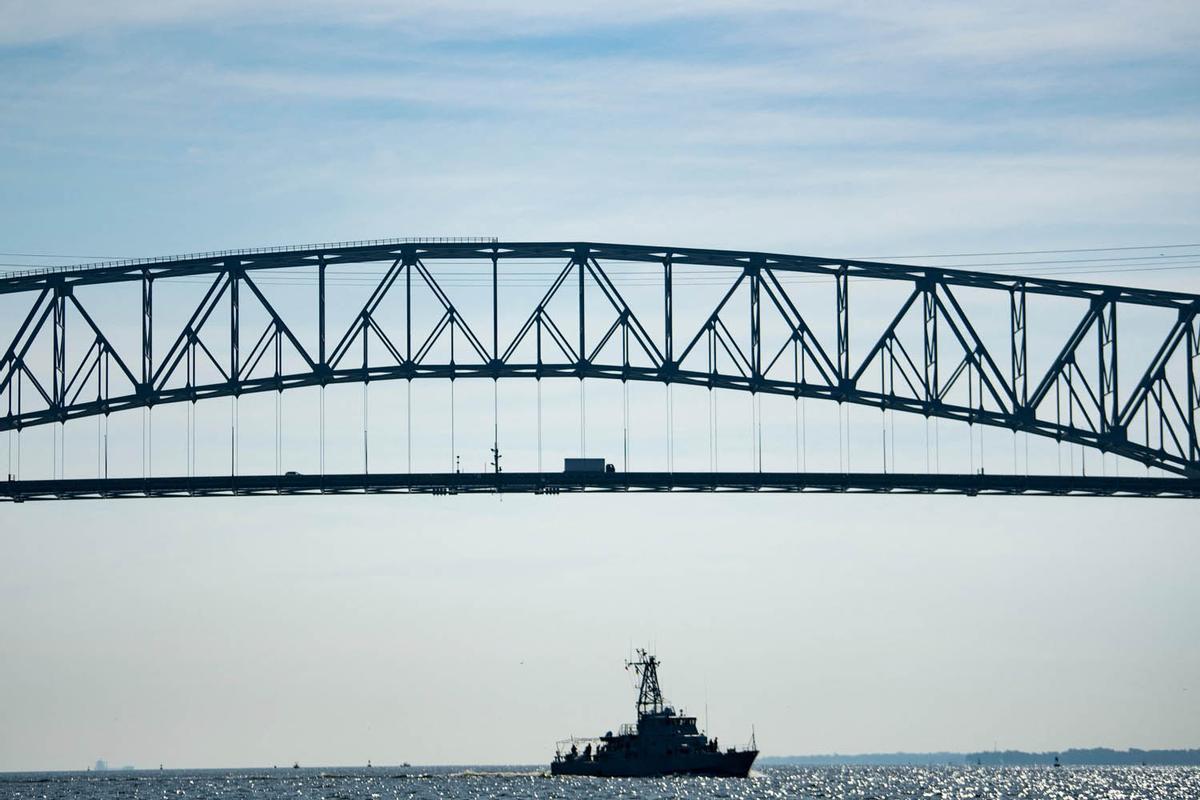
<box><xmin>626</xmin><ymin>648</ymin><xmax>665</xmax><ymax>716</ymax></box>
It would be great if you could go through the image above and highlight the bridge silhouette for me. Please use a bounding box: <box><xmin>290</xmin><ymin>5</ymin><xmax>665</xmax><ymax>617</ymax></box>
<box><xmin>2</xmin><ymin>239</ymin><xmax>1198</xmax><ymax>500</ymax></box>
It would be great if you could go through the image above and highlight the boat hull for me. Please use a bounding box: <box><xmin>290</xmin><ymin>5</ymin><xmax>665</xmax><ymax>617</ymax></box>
<box><xmin>550</xmin><ymin>749</ymin><xmax>757</xmax><ymax>778</ymax></box>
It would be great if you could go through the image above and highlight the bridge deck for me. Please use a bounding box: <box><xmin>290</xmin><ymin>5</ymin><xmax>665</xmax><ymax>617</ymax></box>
<box><xmin>2</xmin><ymin>472</ymin><xmax>1197</xmax><ymax>500</ymax></box>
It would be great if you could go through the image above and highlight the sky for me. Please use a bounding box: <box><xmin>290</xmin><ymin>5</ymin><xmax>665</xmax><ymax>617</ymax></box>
<box><xmin>1</xmin><ymin>0</ymin><xmax>1199</xmax><ymax>771</ymax></box>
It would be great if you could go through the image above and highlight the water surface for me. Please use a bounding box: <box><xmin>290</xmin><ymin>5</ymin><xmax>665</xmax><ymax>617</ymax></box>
<box><xmin>3</xmin><ymin>765</ymin><xmax>1198</xmax><ymax>799</ymax></box>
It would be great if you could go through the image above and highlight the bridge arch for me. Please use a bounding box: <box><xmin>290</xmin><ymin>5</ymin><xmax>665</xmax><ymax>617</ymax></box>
<box><xmin>2</xmin><ymin>239</ymin><xmax>1198</xmax><ymax>478</ymax></box>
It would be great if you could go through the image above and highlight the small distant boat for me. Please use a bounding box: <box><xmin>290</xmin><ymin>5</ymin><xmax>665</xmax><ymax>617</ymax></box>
<box><xmin>1053</xmin><ymin>755</ymin><xmax>1062</xmax><ymax>768</ymax></box>
<box><xmin>292</xmin><ymin>762</ymin><xmax>300</xmax><ymax>770</ymax></box>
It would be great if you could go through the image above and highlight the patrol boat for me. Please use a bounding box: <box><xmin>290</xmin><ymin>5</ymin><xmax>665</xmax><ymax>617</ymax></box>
<box><xmin>550</xmin><ymin>650</ymin><xmax>758</xmax><ymax>777</ymax></box>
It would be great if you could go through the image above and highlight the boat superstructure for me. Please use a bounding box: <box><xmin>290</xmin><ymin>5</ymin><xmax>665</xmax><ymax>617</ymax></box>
<box><xmin>550</xmin><ymin>650</ymin><xmax>758</xmax><ymax>777</ymax></box>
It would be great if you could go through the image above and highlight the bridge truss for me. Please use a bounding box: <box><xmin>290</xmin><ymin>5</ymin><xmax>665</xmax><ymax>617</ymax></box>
<box><xmin>2</xmin><ymin>239</ymin><xmax>1199</xmax><ymax>498</ymax></box>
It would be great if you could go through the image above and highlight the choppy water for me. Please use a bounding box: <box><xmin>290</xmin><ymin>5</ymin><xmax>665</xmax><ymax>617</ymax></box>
<box><xmin>3</xmin><ymin>765</ymin><xmax>1198</xmax><ymax>800</ymax></box>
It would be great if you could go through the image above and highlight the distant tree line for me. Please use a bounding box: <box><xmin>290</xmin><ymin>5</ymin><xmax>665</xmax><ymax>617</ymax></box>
<box><xmin>968</xmin><ymin>749</ymin><xmax>1200</xmax><ymax>766</ymax></box>
<box><xmin>761</xmin><ymin>749</ymin><xmax>1200</xmax><ymax>766</ymax></box>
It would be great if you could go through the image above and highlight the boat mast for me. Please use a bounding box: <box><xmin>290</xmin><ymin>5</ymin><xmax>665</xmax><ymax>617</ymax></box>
<box><xmin>626</xmin><ymin>649</ymin><xmax>664</xmax><ymax>716</ymax></box>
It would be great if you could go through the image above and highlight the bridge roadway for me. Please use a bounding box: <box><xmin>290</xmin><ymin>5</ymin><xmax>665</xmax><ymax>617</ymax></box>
<box><xmin>2</xmin><ymin>471</ymin><xmax>1197</xmax><ymax>501</ymax></box>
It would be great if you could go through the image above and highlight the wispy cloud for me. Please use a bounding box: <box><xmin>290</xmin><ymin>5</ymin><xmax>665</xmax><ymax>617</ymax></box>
<box><xmin>0</xmin><ymin>0</ymin><xmax>1196</xmax><ymax>275</ymax></box>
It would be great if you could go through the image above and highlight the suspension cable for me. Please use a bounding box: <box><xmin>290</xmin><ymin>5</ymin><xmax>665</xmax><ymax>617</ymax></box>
<box><xmin>710</xmin><ymin>388</ymin><xmax>716</xmax><ymax>472</ymax></box>
<box><xmin>840</xmin><ymin>402</ymin><xmax>849</xmax><ymax>472</ymax></box>
<box><xmin>276</xmin><ymin>389</ymin><xmax>282</xmax><ymax>475</ymax></box>
<box><xmin>755</xmin><ymin>392</ymin><xmax>763</xmax><ymax>472</ymax></box>
<box><xmin>890</xmin><ymin>407</ymin><xmax>896</xmax><ymax>474</ymax></box>
<box><xmin>934</xmin><ymin>415</ymin><xmax>940</xmax><ymax>473</ymax></box>
<box><xmin>969</xmin><ymin>420</ymin><xmax>975</xmax><ymax>475</ymax></box>
<box><xmin>232</xmin><ymin>396</ymin><xmax>239</xmax><ymax>477</ymax></box>
<box><xmin>666</xmin><ymin>383</ymin><xmax>674</xmax><ymax>472</ymax></box>
<box><xmin>713</xmin><ymin>388</ymin><xmax>720</xmax><ymax>472</ymax></box>
<box><xmin>749</xmin><ymin>392</ymin><xmax>756</xmax><ymax>472</ymax></box>
<box><xmin>623</xmin><ymin>380</ymin><xmax>630</xmax><ymax>471</ymax></box>
<box><xmin>881</xmin><ymin>407</ymin><xmax>887</xmax><ymax>474</ymax></box>
<box><xmin>793</xmin><ymin>394</ymin><xmax>799</xmax><ymax>472</ymax></box>
<box><xmin>801</xmin><ymin>395</ymin><xmax>807</xmax><ymax>472</ymax></box>
<box><xmin>845</xmin><ymin>404</ymin><xmax>852</xmax><ymax>473</ymax></box>
<box><xmin>979</xmin><ymin>416</ymin><xmax>985</xmax><ymax>474</ymax></box>
<box><xmin>925</xmin><ymin>416</ymin><xmax>930</xmax><ymax>473</ymax></box>
<box><xmin>581</xmin><ymin>379</ymin><xmax>587</xmax><ymax>458</ymax></box>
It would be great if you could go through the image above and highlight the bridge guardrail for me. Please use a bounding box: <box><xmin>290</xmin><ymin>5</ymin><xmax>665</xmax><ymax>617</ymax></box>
<box><xmin>0</xmin><ymin>236</ymin><xmax>500</xmax><ymax>279</ymax></box>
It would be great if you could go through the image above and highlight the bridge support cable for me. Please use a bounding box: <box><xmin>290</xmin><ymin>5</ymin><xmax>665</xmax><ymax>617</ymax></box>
<box><xmin>708</xmin><ymin>387</ymin><xmax>715</xmax><ymax>473</ymax></box>
<box><xmin>231</xmin><ymin>396</ymin><xmax>239</xmax><ymax>478</ymax></box>
<box><xmin>187</xmin><ymin>401</ymin><xmax>193</xmax><ymax>479</ymax></box>
<box><xmin>881</xmin><ymin>407</ymin><xmax>888</xmax><ymax>474</ymax></box>
<box><xmin>276</xmin><ymin>389</ymin><xmax>282</xmax><ymax>477</ymax></box>
<box><xmin>713</xmin><ymin>388</ymin><xmax>720</xmax><ymax>472</ymax></box>
<box><xmin>801</xmin><ymin>396</ymin><xmax>808</xmax><ymax>472</ymax></box>
<box><xmin>623</xmin><ymin>380</ymin><xmax>630</xmax><ymax>472</ymax></box>
<box><xmin>837</xmin><ymin>404</ymin><xmax>853</xmax><ymax>473</ymax></box>
<box><xmin>890</xmin><ymin>408</ymin><xmax>896</xmax><ymax>474</ymax></box>
<box><xmin>667</xmin><ymin>383</ymin><xmax>674</xmax><ymax>473</ymax></box>
<box><xmin>935</xmin><ymin>416</ymin><xmax>940</xmax><ymax>474</ymax></box>
<box><xmin>748</xmin><ymin>392</ymin><xmax>756</xmax><ymax>472</ymax></box>
<box><xmin>925</xmin><ymin>417</ymin><xmax>931</xmax><ymax>474</ymax></box>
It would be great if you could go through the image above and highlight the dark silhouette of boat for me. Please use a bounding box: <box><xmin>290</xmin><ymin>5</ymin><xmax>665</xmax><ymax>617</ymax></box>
<box><xmin>550</xmin><ymin>649</ymin><xmax>758</xmax><ymax>777</ymax></box>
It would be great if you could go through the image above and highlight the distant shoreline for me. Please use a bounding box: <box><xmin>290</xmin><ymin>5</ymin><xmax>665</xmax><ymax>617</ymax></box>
<box><xmin>762</xmin><ymin>748</ymin><xmax>1200</xmax><ymax>766</ymax></box>
<box><xmin>5</xmin><ymin>751</ymin><xmax>1200</xmax><ymax>774</ymax></box>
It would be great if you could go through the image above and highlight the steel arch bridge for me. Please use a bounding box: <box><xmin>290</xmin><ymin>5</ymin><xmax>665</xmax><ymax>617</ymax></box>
<box><xmin>2</xmin><ymin>238</ymin><xmax>1199</xmax><ymax>500</ymax></box>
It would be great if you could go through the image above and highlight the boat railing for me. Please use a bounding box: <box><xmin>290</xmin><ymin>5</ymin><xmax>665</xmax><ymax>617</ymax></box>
<box><xmin>554</xmin><ymin>736</ymin><xmax>607</xmax><ymax>762</ymax></box>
